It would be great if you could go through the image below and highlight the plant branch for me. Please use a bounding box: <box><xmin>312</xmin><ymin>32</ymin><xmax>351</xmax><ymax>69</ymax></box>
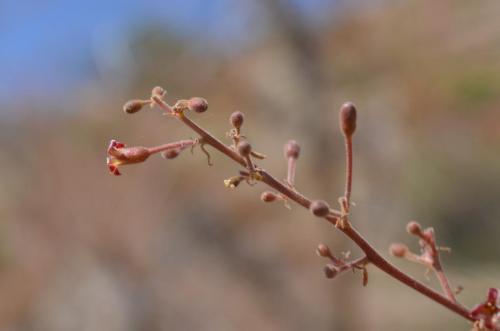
<box><xmin>116</xmin><ymin>93</ymin><xmax>478</xmax><ymax>324</ymax></box>
<box><xmin>169</xmin><ymin>110</ymin><xmax>473</xmax><ymax>321</ymax></box>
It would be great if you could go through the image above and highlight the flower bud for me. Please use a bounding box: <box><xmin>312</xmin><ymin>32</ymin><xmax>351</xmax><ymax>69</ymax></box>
<box><xmin>261</xmin><ymin>191</ymin><xmax>277</xmax><ymax>202</ymax></box>
<box><xmin>339</xmin><ymin>102</ymin><xmax>357</xmax><ymax>137</ymax></box>
<box><xmin>123</xmin><ymin>99</ymin><xmax>149</xmax><ymax>114</ymax></box>
<box><xmin>316</xmin><ymin>244</ymin><xmax>331</xmax><ymax>258</ymax></box>
<box><xmin>324</xmin><ymin>264</ymin><xmax>338</xmax><ymax>279</ymax></box>
<box><xmin>406</xmin><ymin>221</ymin><xmax>421</xmax><ymax>235</ymax></box>
<box><xmin>237</xmin><ymin>141</ymin><xmax>252</xmax><ymax>157</ymax></box>
<box><xmin>188</xmin><ymin>97</ymin><xmax>208</xmax><ymax>113</ymax></box>
<box><xmin>106</xmin><ymin>142</ymin><xmax>151</xmax><ymax>176</ymax></box>
<box><xmin>284</xmin><ymin>140</ymin><xmax>300</xmax><ymax>159</ymax></box>
<box><xmin>117</xmin><ymin>146</ymin><xmax>151</xmax><ymax>163</ymax></box>
<box><xmin>230</xmin><ymin>111</ymin><xmax>244</xmax><ymax>130</ymax></box>
<box><xmin>488</xmin><ymin>288</ymin><xmax>498</xmax><ymax>303</ymax></box>
<box><xmin>162</xmin><ymin>149</ymin><xmax>179</xmax><ymax>159</ymax></box>
<box><xmin>310</xmin><ymin>200</ymin><xmax>330</xmax><ymax>217</ymax></box>
<box><xmin>389</xmin><ymin>243</ymin><xmax>409</xmax><ymax>258</ymax></box>
<box><xmin>152</xmin><ymin>86</ymin><xmax>166</xmax><ymax>98</ymax></box>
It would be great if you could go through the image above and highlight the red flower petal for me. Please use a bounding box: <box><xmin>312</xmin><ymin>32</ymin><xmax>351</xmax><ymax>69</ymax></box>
<box><xmin>488</xmin><ymin>288</ymin><xmax>498</xmax><ymax>304</ymax></box>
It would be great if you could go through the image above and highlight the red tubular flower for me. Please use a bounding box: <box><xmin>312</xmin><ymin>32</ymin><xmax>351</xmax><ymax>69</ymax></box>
<box><xmin>471</xmin><ymin>288</ymin><xmax>499</xmax><ymax>330</ymax></box>
<box><xmin>106</xmin><ymin>139</ymin><xmax>151</xmax><ymax>176</ymax></box>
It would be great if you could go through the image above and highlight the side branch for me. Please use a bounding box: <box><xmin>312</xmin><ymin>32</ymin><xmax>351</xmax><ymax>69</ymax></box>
<box><xmin>178</xmin><ymin>113</ymin><xmax>473</xmax><ymax>322</ymax></box>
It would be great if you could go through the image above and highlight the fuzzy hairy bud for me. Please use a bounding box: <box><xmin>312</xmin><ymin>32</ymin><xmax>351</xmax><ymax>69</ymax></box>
<box><xmin>310</xmin><ymin>200</ymin><xmax>330</xmax><ymax>217</ymax></box>
<box><xmin>188</xmin><ymin>97</ymin><xmax>208</xmax><ymax>113</ymax></box>
<box><xmin>162</xmin><ymin>149</ymin><xmax>180</xmax><ymax>159</ymax></box>
<box><xmin>237</xmin><ymin>141</ymin><xmax>252</xmax><ymax>157</ymax></box>
<box><xmin>339</xmin><ymin>102</ymin><xmax>357</xmax><ymax>137</ymax></box>
<box><xmin>406</xmin><ymin>221</ymin><xmax>422</xmax><ymax>235</ymax></box>
<box><xmin>261</xmin><ymin>191</ymin><xmax>277</xmax><ymax>202</ymax></box>
<box><xmin>123</xmin><ymin>99</ymin><xmax>149</xmax><ymax>114</ymax></box>
<box><xmin>284</xmin><ymin>140</ymin><xmax>300</xmax><ymax>159</ymax></box>
<box><xmin>389</xmin><ymin>243</ymin><xmax>409</xmax><ymax>258</ymax></box>
<box><xmin>324</xmin><ymin>264</ymin><xmax>338</xmax><ymax>279</ymax></box>
<box><xmin>230</xmin><ymin>111</ymin><xmax>244</xmax><ymax>130</ymax></box>
<box><xmin>316</xmin><ymin>244</ymin><xmax>331</xmax><ymax>258</ymax></box>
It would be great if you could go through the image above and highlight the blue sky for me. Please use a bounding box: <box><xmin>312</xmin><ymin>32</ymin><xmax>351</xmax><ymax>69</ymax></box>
<box><xmin>0</xmin><ymin>0</ymin><xmax>336</xmax><ymax>104</ymax></box>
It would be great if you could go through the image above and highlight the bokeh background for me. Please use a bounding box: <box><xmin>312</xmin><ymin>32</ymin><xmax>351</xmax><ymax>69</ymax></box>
<box><xmin>1</xmin><ymin>0</ymin><xmax>499</xmax><ymax>330</ymax></box>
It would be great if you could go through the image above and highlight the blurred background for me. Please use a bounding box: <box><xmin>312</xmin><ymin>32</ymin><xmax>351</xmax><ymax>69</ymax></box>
<box><xmin>1</xmin><ymin>0</ymin><xmax>499</xmax><ymax>330</ymax></box>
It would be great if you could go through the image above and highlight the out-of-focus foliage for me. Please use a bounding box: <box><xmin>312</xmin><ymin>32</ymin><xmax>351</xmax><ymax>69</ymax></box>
<box><xmin>0</xmin><ymin>1</ymin><xmax>499</xmax><ymax>330</ymax></box>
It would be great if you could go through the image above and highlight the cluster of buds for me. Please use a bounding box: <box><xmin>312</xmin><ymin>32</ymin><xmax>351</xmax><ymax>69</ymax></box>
<box><xmin>223</xmin><ymin>110</ymin><xmax>270</xmax><ymax>188</ymax></box>
<box><xmin>228</xmin><ymin>111</ymin><xmax>265</xmax><ymax>159</ymax></box>
<box><xmin>471</xmin><ymin>288</ymin><xmax>500</xmax><ymax>330</ymax></box>
<box><xmin>389</xmin><ymin>221</ymin><xmax>446</xmax><ymax>268</ymax></box>
<box><xmin>106</xmin><ymin>87</ymin><xmax>212</xmax><ymax>175</ymax></box>
<box><xmin>316</xmin><ymin>243</ymin><xmax>368</xmax><ymax>285</ymax></box>
<box><xmin>390</xmin><ymin>220</ymin><xmax>462</xmax><ymax>307</ymax></box>
<box><xmin>123</xmin><ymin>85</ymin><xmax>208</xmax><ymax>116</ymax></box>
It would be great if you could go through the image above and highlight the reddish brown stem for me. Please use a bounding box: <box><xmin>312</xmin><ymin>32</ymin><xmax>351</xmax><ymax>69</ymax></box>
<box><xmin>344</xmin><ymin>136</ymin><xmax>353</xmax><ymax>206</ymax></box>
<box><xmin>148</xmin><ymin>101</ymin><xmax>474</xmax><ymax>323</ymax></box>
<box><xmin>428</xmin><ymin>240</ymin><xmax>457</xmax><ymax>303</ymax></box>
<box><xmin>178</xmin><ymin>112</ymin><xmax>247</xmax><ymax>167</ymax></box>
<box><xmin>287</xmin><ymin>157</ymin><xmax>296</xmax><ymax>186</ymax></box>
<box><xmin>434</xmin><ymin>261</ymin><xmax>457</xmax><ymax>304</ymax></box>
<box><xmin>147</xmin><ymin>139</ymin><xmax>196</xmax><ymax>154</ymax></box>
<box><xmin>413</xmin><ymin>228</ymin><xmax>457</xmax><ymax>303</ymax></box>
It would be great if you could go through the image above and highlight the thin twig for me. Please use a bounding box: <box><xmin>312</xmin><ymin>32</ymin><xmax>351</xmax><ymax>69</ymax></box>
<box><xmin>287</xmin><ymin>157</ymin><xmax>296</xmax><ymax>187</ymax></box>
<box><xmin>344</xmin><ymin>136</ymin><xmax>353</xmax><ymax>206</ymax></box>
<box><xmin>147</xmin><ymin>139</ymin><xmax>196</xmax><ymax>154</ymax></box>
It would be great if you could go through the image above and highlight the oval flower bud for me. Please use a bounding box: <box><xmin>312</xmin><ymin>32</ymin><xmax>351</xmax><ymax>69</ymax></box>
<box><xmin>123</xmin><ymin>99</ymin><xmax>149</xmax><ymax>114</ymax></box>
<box><xmin>310</xmin><ymin>200</ymin><xmax>330</xmax><ymax>217</ymax></box>
<box><xmin>237</xmin><ymin>141</ymin><xmax>252</xmax><ymax>157</ymax></box>
<box><xmin>260</xmin><ymin>191</ymin><xmax>277</xmax><ymax>202</ymax></box>
<box><xmin>316</xmin><ymin>244</ymin><xmax>331</xmax><ymax>258</ymax></box>
<box><xmin>339</xmin><ymin>102</ymin><xmax>357</xmax><ymax>137</ymax></box>
<box><xmin>324</xmin><ymin>264</ymin><xmax>338</xmax><ymax>279</ymax></box>
<box><xmin>284</xmin><ymin>140</ymin><xmax>300</xmax><ymax>159</ymax></box>
<box><xmin>230</xmin><ymin>111</ymin><xmax>244</xmax><ymax>130</ymax></box>
<box><xmin>406</xmin><ymin>221</ymin><xmax>422</xmax><ymax>235</ymax></box>
<box><xmin>162</xmin><ymin>149</ymin><xmax>180</xmax><ymax>159</ymax></box>
<box><xmin>188</xmin><ymin>97</ymin><xmax>208</xmax><ymax>113</ymax></box>
<box><xmin>389</xmin><ymin>243</ymin><xmax>409</xmax><ymax>258</ymax></box>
